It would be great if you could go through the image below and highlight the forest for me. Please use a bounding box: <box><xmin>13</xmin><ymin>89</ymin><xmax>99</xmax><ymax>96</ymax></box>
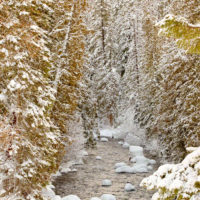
<box><xmin>0</xmin><ymin>0</ymin><xmax>199</xmax><ymax>200</ymax></box>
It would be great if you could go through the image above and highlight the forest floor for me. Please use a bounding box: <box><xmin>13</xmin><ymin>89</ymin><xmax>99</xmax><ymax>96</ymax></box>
<box><xmin>53</xmin><ymin>138</ymin><xmax>160</xmax><ymax>200</ymax></box>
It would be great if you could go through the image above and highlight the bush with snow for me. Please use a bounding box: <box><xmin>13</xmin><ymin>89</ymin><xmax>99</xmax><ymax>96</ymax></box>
<box><xmin>141</xmin><ymin>147</ymin><xmax>200</xmax><ymax>200</ymax></box>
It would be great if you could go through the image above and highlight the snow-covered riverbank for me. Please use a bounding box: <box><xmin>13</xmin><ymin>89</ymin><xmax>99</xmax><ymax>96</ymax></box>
<box><xmin>50</xmin><ymin>129</ymin><xmax>160</xmax><ymax>200</ymax></box>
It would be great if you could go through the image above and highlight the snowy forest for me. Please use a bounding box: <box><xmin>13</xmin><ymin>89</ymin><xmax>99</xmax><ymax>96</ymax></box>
<box><xmin>0</xmin><ymin>0</ymin><xmax>199</xmax><ymax>200</ymax></box>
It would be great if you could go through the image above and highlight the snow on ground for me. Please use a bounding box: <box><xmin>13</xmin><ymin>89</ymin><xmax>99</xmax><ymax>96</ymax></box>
<box><xmin>100</xmin><ymin>129</ymin><xmax>114</xmax><ymax>138</ymax></box>
<box><xmin>52</xmin><ymin>128</ymin><xmax>158</xmax><ymax>200</ymax></box>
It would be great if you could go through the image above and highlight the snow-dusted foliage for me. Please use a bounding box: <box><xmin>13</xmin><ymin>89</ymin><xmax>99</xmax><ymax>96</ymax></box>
<box><xmin>0</xmin><ymin>0</ymin><xmax>88</xmax><ymax>199</ymax></box>
<box><xmin>85</xmin><ymin>0</ymin><xmax>120</xmax><ymax>128</ymax></box>
<box><xmin>141</xmin><ymin>147</ymin><xmax>200</xmax><ymax>200</ymax></box>
<box><xmin>156</xmin><ymin>14</ymin><xmax>200</xmax><ymax>54</ymax></box>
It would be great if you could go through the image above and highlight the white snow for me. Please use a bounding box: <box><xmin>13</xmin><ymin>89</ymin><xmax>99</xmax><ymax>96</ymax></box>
<box><xmin>147</xmin><ymin>165</ymin><xmax>153</xmax><ymax>171</ymax></box>
<box><xmin>41</xmin><ymin>185</ymin><xmax>61</xmax><ymax>200</ymax></box>
<box><xmin>100</xmin><ymin>129</ymin><xmax>114</xmax><ymax>138</ymax></box>
<box><xmin>129</xmin><ymin>146</ymin><xmax>144</xmax><ymax>157</ymax></box>
<box><xmin>132</xmin><ymin>164</ymin><xmax>148</xmax><ymax>173</ymax></box>
<box><xmin>101</xmin><ymin>194</ymin><xmax>116</xmax><ymax>200</ymax></box>
<box><xmin>60</xmin><ymin>167</ymin><xmax>71</xmax><ymax>174</ymax></box>
<box><xmin>114</xmin><ymin>162</ymin><xmax>127</xmax><ymax>169</ymax></box>
<box><xmin>125</xmin><ymin>133</ymin><xmax>143</xmax><ymax>146</ymax></box>
<box><xmin>74</xmin><ymin>158</ymin><xmax>84</xmax><ymax>165</ymax></box>
<box><xmin>90</xmin><ymin>198</ymin><xmax>101</xmax><ymax>200</ymax></box>
<box><xmin>118</xmin><ymin>141</ymin><xmax>123</xmax><ymax>145</ymax></box>
<box><xmin>115</xmin><ymin>165</ymin><xmax>135</xmax><ymax>174</ymax></box>
<box><xmin>0</xmin><ymin>94</ymin><xmax>6</xmax><ymax>101</ymax></box>
<box><xmin>124</xmin><ymin>183</ymin><xmax>135</xmax><ymax>192</ymax></box>
<box><xmin>122</xmin><ymin>142</ymin><xmax>130</xmax><ymax>149</ymax></box>
<box><xmin>81</xmin><ymin>150</ymin><xmax>89</xmax><ymax>156</ymax></box>
<box><xmin>7</xmin><ymin>79</ymin><xmax>22</xmax><ymax>92</ymax></box>
<box><xmin>101</xmin><ymin>138</ymin><xmax>109</xmax><ymax>142</ymax></box>
<box><xmin>96</xmin><ymin>156</ymin><xmax>102</xmax><ymax>160</ymax></box>
<box><xmin>62</xmin><ymin>195</ymin><xmax>81</xmax><ymax>200</ymax></box>
<box><xmin>102</xmin><ymin>179</ymin><xmax>112</xmax><ymax>186</ymax></box>
<box><xmin>141</xmin><ymin>147</ymin><xmax>200</xmax><ymax>199</ymax></box>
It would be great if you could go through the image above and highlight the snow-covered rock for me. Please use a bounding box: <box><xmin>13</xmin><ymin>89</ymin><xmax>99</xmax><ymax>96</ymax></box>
<box><xmin>149</xmin><ymin>159</ymin><xmax>156</xmax><ymax>165</ymax></box>
<box><xmin>147</xmin><ymin>165</ymin><xmax>153</xmax><ymax>171</ymax></box>
<box><xmin>53</xmin><ymin>170</ymin><xmax>62</xmax><ymax>177</ymax></box>
<box><xmin>55</xmin><ymin>196</ymin><xmax>62</xmax><ymax>200</ymax></box>
<box><xmin>90</xmin><ymin>198</ymin><xmax>101</xmax><ymax>200</ymax></box>
<box><xmin>101</xmin><ymin>138</ymin><xmax>109</xmax><ymax>142</ymax></box>
<box><xmin>112</xmin><ymin>129</ymin><xmax>127</xmax><ymax>139</ymax></box>
<box><xmin>62</xmin><ymin>195</ymin><xmax>81</xmax><ymax>200</ymax></box>
<box><xmin>134</xmin><ymin>156</ymin><xmax>149</xmax><ymax>165</ymax></box>
<box><xmin>102</xmin><ymin>179</ymin><xmax>112</xmax><ymax>186</ymax></box>
<box><xmin>115</xmin><ymin>165</ymin><xmax>135</xmax><ymax>174</ymax></box>
<box><xmin>100</xmin><ymin>129</ymin><xmax>113</xmax><ymax>138</ymax></box>
<box><xmin>74</xmin><ymin>158</ymin><xmax>84</xmax><ymax>165</ymax></box>
<box><xmin>81</xmin><ymin>150</ymin><xmax>89</xmax><ymax>156</ymax></box>
<box><xmin>101</xmin><ymin>194</ymin><xmax>116</xmax><ymax>200</ymax></box>
<box><xmin>114</xmin><ymin>162</ymin><xmax>127</xmax><ymax>169</ymax></box>
<box><xmin>122</xmin><ymin>142</ymin><xmax>130</xmax><ymax>149</ymax></box>
<box><xmin>96</xmin><ymin>156</ymin><xmax>102</xmax><ymax>160</ymax></box>
<box><xmin>118</xmin><ymin>141</ymin><xmax>123</xmax><ymax>145</ymax></box>
<box><xmin>124</xmin><ymin>183</ymin><xmax>135</xmax><ymax>192</ymax></box>
<box><xmin>60</xmin><ymin>167</ymin><xmax>72</xmax><ymax>174</ymax></box>
<box><xmin>132</xmin><ymin>164</ymin><xmax>148</xmax><ymax>173</ymax></box>
<box><xmin>131</xmin><ymin>156</ymin><xmax>156</xmax><ymax>166</ymax></box>
<box><xmin>129</xmin><ymin>146</ymin><xmax>144</xmax><ymax>157</ymax></box>
<box><xmin>42</xmin><ymin>185</ymin><xmax>61</xmax><ymax>200</ymax></box>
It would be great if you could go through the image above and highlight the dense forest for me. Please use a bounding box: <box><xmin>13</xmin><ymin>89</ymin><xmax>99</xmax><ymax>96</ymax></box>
<box><xmin>0</xmin><ymin>0</ymin><xmax>199</xmax><ymax>200</ymax></box>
